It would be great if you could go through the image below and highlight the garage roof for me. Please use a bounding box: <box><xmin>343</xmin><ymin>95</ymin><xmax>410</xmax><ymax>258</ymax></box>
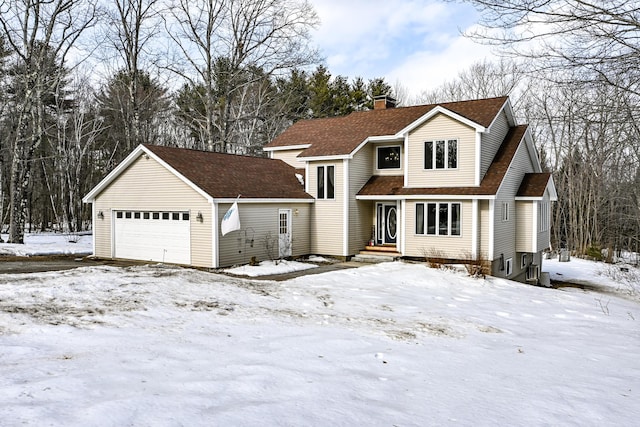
<box><xmin>83</xmin><ymin>145</ymin><xmax>313</xmax><ymax>203</ymax></box>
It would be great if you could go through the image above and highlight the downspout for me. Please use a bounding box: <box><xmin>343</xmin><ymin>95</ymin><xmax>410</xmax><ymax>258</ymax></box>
<box><xmin>343</xmin><ymin>159</ymin><xmax>350</xmax><ymax>257</ymax></box>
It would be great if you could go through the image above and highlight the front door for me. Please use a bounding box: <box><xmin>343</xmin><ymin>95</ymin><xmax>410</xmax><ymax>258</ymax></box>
<box><xmin>376</xmin><ymin>203</ymin><xmax>397</xmax><ymax>245</ymax></box>
<box><xmin>278</xmin><ymin>209</ymin><xmax>292</xmax><ymax>258</ymax></box>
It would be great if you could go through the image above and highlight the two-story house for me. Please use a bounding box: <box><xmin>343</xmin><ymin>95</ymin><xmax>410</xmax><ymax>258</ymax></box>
<box><xmin>264</xmin><ymin>95</ymin><xmax>556</xmax><ymax>282</ymax></box>
<box><xmin>83</xmin><ymin>95</ymin><xmax>555</xmax><ymax>283</ymax></box>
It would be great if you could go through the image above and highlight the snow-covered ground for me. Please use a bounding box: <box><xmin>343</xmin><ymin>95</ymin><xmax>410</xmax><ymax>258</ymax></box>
<box><xmin>0</xmin><ymin>233</ymin><xmax>92</xmax><ymax>256</ymax></box>
<box><xmin>0</xmin><ymin>244</ymin><xmax>639</xmax><ymax>425</ymax></box>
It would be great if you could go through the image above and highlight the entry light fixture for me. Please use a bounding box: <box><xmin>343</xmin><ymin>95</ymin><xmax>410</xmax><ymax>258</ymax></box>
<box><xmin>294</xmin><ymin>208</ymin><xmax>299</xmax><ymax>216</ymax></box>
<box><xmin>98</xmin><ymin>211</ymin><xmax>104</xmax><ymax>220</ymax></box>
<box><xmin>196</xmin><ymin>212</ymin><xmax>203</xmax><ymax>222</ymax></box>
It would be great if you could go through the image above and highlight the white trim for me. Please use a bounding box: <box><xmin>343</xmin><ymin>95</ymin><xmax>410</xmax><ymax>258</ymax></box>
<box><xmin>356</xmin><ymin>194</ymin><xmax>495</xmax><ymax>201</ymax></box>
<box><xmin>475</xmin><ymin>132</ymin><xmax>482</xmax><ymax>186</ymax></box>
<box><xmin>472</xmin><ymin>199</ymin><xmax>478</xmax><ymax>259</ymax></box>
<box><xmin>404</xmin><ymin>134</ymin><xmax>410</xmax><ymax>187</ymax></box>
<box><xmin>214</xmin><ymin>198</ymin><xmax>314</xmax><ymax>204</ymax></box>
<box><xmin>305</xmin><ymin>163</ymin><xmax>310</xmax><ymax>194</ymax></box>
<box><xmin>532</xmin><ymin>201</ymin><xmax>538</xmax><ymax>253</ymax></box>
<box><xmin>343</xmin><ymin>159</ymin><xmax>350</xmax><ymax>256</ymax></box>
<box><xmin>212</xmin><ymin>202</ymin><xmax>219</xmax><ymax>268</ymax></box>
<box><xmin>397</xmin><ymin>105</ymin><xmax>486</xmax><ymax>137</ymax></box>
<box><xmin>91</xmin><ymin>203</ymin><xmax>96</xmax><ymax>257</ymax></box>
<box><xmin>83</xmin><ymin>145</ymin><xmax>214</xmax><ymax>203</ymax></box>
<box><xmin>298</xmin><ymin>154</ymin><xmax>351</xmax><ymax>161</ymax></box>
<box><xmin>263</xmin><ymin>144</ymin><xmax>311</xmax><ymax>152</ymax></box>
<box><xmin>400</xmin><ymin>199</ymin><xmax>406</xmax><ymax>255</ymax></box>
<box><xmin>486</xmin><ymin>98</ymin><xmax>514</xmax><ymax>129</ymax></box>
<box><xmin>515</xmin><ymin>196</ymin><xmax>544</xmax><ymax>201</ymax></box>
<box><xmin>488</xmin><ymin>200</ymin><xmax>495</xmax><ymax>259</ymax></box>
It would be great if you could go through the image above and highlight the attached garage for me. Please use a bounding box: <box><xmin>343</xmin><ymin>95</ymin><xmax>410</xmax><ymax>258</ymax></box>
<box><xmin>83</xmin><ymin>144</ymin><xmax>314</xmax><ymax>268</ymax></box>
<box><xmin>113</xmin><ymin>210</ymin><xmax>191</xmax><ymax>264</ymax></box>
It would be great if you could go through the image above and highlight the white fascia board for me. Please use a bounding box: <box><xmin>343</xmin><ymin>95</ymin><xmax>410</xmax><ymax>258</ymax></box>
<box><xmin>83</xmin><ymin>145</ymin><xmax>215</xmax><ymax>204</ymax></box>
<box><xmin>524</xmin><ymin>128</ymin><xmax>543</xmax><ymax>173</ymax></box>
<box><xmin>298</xmin><ymin>154</ymin><xmax>350</xmax><ymax>161</ymax></box>
<box><xmin>487</xmin><ymin>98</ymin><xmax>514</xmax><ymax>129</ymax></box>
<box><xmin>515</xmin><ymin>196</ymin><xmax>543</xmax><ymax>201</ymax></box>
<box><xmin>472</xmin><ymin>199</ymin><xmax>478</xmax><ymax>259</ymax></box>
<box><xmin>349</xmin><ymin>135</ymin><xmax>403</xmax><ymax>158</ymax></box>
<box><xmin>356</xmin><ymin>194</ymin><xmax>495</xmax><ymax>201</ymax></box>
<box><xmin>532</xmin><ymin>202</ymin><xmax>538</xmax><ymax>253</ymax></box>
<box><xmin>404</xmin><ymin>133</ymin><xmax>410</xmax><ymax>187</ymax></box>
<box><xmin>214</xmin><ymin>198</ymin><xmax>315</xmax><ymax>204</ymax></box>
<box><xmin>396</xmin><ymin>106</ymin><xmax>486</xmax><ymax>136</ymax></box>
<box><xmin>488</xmin><ymin>200</ymin><xmax>495</xmax><ymax>260</ymax></box>
<box><xmin>263</xmin><ymin>144</ymin><xmax>311</xmax><ymax>152</ymax></box>
<box><xmin>82</xmin><ymin>145</ymin><xmax>146</xmax><ymax>202</ymax></box>
<box><xmin>475</xmin><ymin>131</ymin><xmax>482</xmax><ymax>186</ymax></box>
<box><xmin>547</xmin><ymin>175</ymin><xmax>558</xmax><ymax>201</ymax></box>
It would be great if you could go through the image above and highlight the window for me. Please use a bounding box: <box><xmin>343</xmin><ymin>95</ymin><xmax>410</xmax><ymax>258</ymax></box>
<box><xmin>521</xmin><ymin>254</ymin><xmax>528</xmax><ymax>269</ymax></box>
<box><xmin>502</xmin><ymin>202</ymin><xmax>510</xmax><ymax>222</ymax></box>
<box><xmin>143</xmin><ymin>212</ymin><xmax>150</xmax><ymax>219</ymax></box>
<box><xmin>425</xmin><ymin>139</ymin><xmax>458</xmax><ymax>170</ymax></box>
<box><xmin>125</xmin><ymin>211</ymin><xmax>132</xmax><ymax>219</ymax></box>
<box><xmin>377</xmin><ymin>146</ymin><xmax>401</xmax><ymax>169</ymax></box>
<box><xmin>152</xmin><ymin>212</ymin><xmax>160</xmax><ymax>220</ymax></box>
<box><xmin>539</xmin><ymin>201</ymin><xmax>550</xmax><ymax>232</ymax></box>
<box><xmin>505</xmin><ymin>258</ymin><xmax>513</xmax><ymax>276</ymax></box>
<box><xmin>162</xmin><ymin>212</ymin><xmax>170</xmax><ymax>220</ymax></box>
<box><xmin>182</xmin><ymin>213</ymin><xmax>190</xmax><ymax>221</ymax></box>
<box><xmin>116</xmin><ymin>211</ymin><xmax>123</xmax><ymax>219</ymax></box>
<box><xmin>172</xmin><ymin>212</ymin><xmax>180</xmax><ymax>221</ymax></box>
<box><xmin>134</xmin><ymin>212</ymin><xmax>141</xmax><ymax>219</ymax></box>
<box><xmin>317</xmin><ymin>165</ymin><xmax>335</xmax><ymax>199</ymax></box>
<box><xmin>415</xmin><ymin>202</ymin><xmax>461</xmax><ymax>236</ymax></box>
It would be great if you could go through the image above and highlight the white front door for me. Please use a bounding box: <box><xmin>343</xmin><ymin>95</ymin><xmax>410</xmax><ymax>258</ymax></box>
<box><xmin>278</xmin><ymin>209</ymin><xmax>292</xmax><ymax>258</ymax></box>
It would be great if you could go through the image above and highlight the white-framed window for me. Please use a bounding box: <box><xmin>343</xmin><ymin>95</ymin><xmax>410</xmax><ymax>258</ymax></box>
<box><xmin>502</xmin><ymin>202</ymin><xmax>510</xmax><ymax>222</ymax></box>
<box><xmin>521</xmin><ymin>253</ymin><xmax>527</xmax><ymax>269</ymax></box>
<box><xmin>425</xmin><ymin>139</ymin><xmax>458</xmax><ymax>170</ymax></box>
<box><xmin>505</xmin><ymin>258</ymin><xmax>513</xmax><ymax>276</ymax></box>
<box><xmin>317</xmin><ymin>165</ymin><xmax>335</xmax><ymax>200</ymax></box>
<box><xmin>377</xmin><ymin>145</ymin><xmax>401</xmax><ymax>170</ymax></box>
<box><xmin>415</xmin><ymin>202</ymin><xmax>461</xmax><ymax>236</ymax></box>
<box><xmin>539</xmin><ymin>201</ymin><xmax>550</xmax><ymax>232</ymax></box>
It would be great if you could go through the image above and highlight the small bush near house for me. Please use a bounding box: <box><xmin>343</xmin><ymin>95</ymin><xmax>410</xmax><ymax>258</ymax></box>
<box><xmin>586</xmin><ymin>246</ymin><xmax>603</xmax><ymax>261</ymax></box>
<box><xmin>460</xmin><ymin>250</ymin><xmax>490</xmax><ymax>278</ymax></box>
<box><xmin>422</xmin><ymin>248</ymin><xmax>447</xmax><ymax>269</ymax></box>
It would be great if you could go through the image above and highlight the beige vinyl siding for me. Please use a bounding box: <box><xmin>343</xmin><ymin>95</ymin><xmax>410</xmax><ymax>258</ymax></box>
<box><xmin>404</xmin><ymin>200</ymin><xmax>473</xmax><ymax>259</ymax></box>
<box><xmin>537</xmin><ymin>193</ymin><xmax>552</xmax><ymax>252</ymax></box>
<box><xmin>481</xmin><ymin>111</ymin><xmax>510</xmax><ymax>179</ymax></box>
<box><xmin>308</xmin><ymin>161</ymin><xmax>344</xmax><ymax>255</ymax></box>
<box><xmin>515</xmin><ymin>201</ymin><xmax>534</xmax><ymax>253</ymax></box>
<box><xmin>217</xmin><ymin>202</ymin><xmax>311</xmax><ymax>267</ymax></box>
<box><xmin>349</xmin><ymin>145</ymin><xmax>375</xmax><ymax>254</ymax></box>
<box><xmin>407</xmin><ymin>113</ymin><xmax>476</xmax><ymax>187</ymax></box>
<box><xmin>92</xmin><ymin>155</ymin><xmax>213</xmax><ymax>267</ymax></box>
<box><xmin>270</xmin><ymin>149</ymin><xmax>305</xmax><ymax>169</ymax></box>
<box><xmin>493</xmin><ymin>142</ymin><xmax>535</xmax><ymax>261</ymax></box>
<box><xmin>478</xmin><ymin>200</ymin><xmax>490</xmax><ymax>259</ymax></box>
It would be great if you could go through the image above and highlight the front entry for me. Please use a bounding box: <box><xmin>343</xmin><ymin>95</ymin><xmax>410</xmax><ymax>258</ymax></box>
<box><xmin>376</xmin><ymin>203</ymin><xmax>397</xmax><ymax>245</ymax></box>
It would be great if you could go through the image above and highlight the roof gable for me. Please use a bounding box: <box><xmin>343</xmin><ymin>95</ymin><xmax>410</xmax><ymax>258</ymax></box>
<box><xmin>357</xmin><ymin>125</ymin><xmax>527</xmax><ymax>198</ymax></box>
<box><xmin>84</xmin><ymin>145</ymin><xmax>313</xmax><ymax>202</ymax></box>
<box><xmin>265</xmin><ymin>96</ymin><xmax>509</xmax><ymax>158</ymax></box>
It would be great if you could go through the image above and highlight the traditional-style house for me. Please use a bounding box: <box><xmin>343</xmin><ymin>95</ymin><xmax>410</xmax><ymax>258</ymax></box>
<box><xmin>84</xmin><ymin>95</ymin><xmax>556</xmax><ymax>283</ymax></box>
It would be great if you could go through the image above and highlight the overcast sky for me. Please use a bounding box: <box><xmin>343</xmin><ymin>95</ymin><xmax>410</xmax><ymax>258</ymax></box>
<box><xmin>309</xmin><ymin>0</ymin><xmax>495</xmax><ymax>99</ymax></box>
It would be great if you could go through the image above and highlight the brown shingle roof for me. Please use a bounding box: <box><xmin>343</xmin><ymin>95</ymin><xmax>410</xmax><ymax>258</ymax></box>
<box><xmin>516</xmin><ymin>173</ymin><xmax>552</xmax><ymax>198</ymax></box>
<box><xmin>143</xmin><ymin>145</ymin><xmax>313</xmax><ymax>200</ymax></box>
<box><xmin>357</xmin><ymin>125</ymin><xmax>528</xmax><ymax>197</ymax></box>
<box><xmin>266</xmin><ymin>96</ymin><xmax>509</xmax><ymax>157</ymax></box>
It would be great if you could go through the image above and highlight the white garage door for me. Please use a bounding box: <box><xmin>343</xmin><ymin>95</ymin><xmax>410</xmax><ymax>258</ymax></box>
<box><xmin>113</xmin><ymin>210</ymin><xmax>191</xmax><ymax>264</ymax></box>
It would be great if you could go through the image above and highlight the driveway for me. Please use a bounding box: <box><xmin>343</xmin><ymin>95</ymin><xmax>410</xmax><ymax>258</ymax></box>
<box><xmin>0</xmin><ymin>256</ymin><xmax>141</xmax><ymax>274</ymax></box>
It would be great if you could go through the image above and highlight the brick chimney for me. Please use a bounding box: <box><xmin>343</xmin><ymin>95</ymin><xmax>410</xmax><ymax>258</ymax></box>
<box><xmin>373</xmin><ymin>94</ymin><xmax>397</xmax><ymax>110</ymax></box>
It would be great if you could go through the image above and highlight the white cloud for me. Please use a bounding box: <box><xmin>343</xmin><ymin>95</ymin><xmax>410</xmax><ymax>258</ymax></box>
<box><xmin>309</xmin><ymin>0</ymin><xmax>498</xmax><ymax>100</ymax></box>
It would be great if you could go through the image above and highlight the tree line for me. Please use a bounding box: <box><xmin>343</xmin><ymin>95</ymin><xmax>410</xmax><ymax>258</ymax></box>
<box><xmin>2</xmin><ymin>0</ymin><xmax>638</xmax><ymax>260</ymax></box>
<box><xmin>0</xmin><ymin>0</ymin><xmax>391</xmax><ymax>243</ymax></box>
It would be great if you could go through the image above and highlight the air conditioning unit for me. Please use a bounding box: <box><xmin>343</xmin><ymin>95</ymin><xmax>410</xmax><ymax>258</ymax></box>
<box><xmin>526</xmin><ymin>264</ymin><xmax>540</xmax><ymax>282</ymax></box>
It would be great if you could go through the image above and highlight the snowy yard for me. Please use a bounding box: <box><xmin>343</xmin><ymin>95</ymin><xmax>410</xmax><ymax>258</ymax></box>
<box><xmin>0</xmin><ymin>238</ymin><xmax>639</xmax><ymax>425</ymax></box>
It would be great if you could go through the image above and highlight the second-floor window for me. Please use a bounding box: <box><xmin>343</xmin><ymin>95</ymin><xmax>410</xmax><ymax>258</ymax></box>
<box><xmin>377</xmin><ymin>145</ymin><xmax>401</xmax><ymax>169</ymax></box>
<box><xmin>317</xmin><ymin>165</ymin><xmax>335</xmax><ymax>199</ymax></box>
<box><xmin>425</xmin><ymin>139</ymin><xmax>458</xmax><ymax>170</ymax></box>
